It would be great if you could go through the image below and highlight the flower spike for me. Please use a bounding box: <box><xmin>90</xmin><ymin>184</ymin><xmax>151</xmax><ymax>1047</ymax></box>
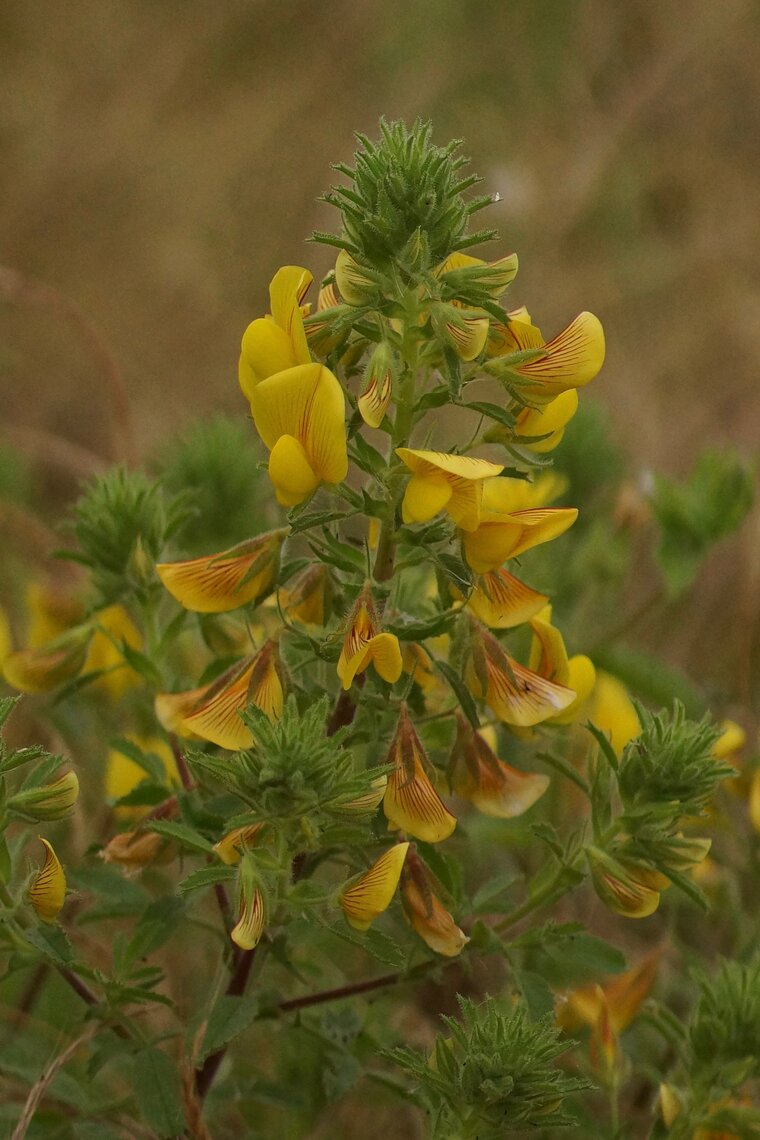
<box><xmin>28</xmin><ymin>838</ymin><xmax>66</xmax><ymax>923</ymax></box>
<box><xmin>156</xmin><ymin>530</ymin><xmax>286</xmax><ymax>614</ymax></box>
<box><xmin>383</xmin><ymin>705</ymin><xmax>456</xmax><ymax>843</ymax></box>
<box><xmin>339</xmin><ymin>842</ymin><xmax>410</xmax><ymax>932</ymax></box>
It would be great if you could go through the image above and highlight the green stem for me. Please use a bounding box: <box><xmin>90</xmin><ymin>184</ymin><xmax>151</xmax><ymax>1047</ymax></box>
<box><xmin>494</xmin><ymin>859</ymin><xmax>583</xmax><ymax>934</ymax></box>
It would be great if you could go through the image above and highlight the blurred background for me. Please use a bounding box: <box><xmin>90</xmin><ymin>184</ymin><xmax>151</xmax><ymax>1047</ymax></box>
<box><xmin>1</xmin><ymin>0</ymin><xmax>759</xmax><ymax>700</ymax></box>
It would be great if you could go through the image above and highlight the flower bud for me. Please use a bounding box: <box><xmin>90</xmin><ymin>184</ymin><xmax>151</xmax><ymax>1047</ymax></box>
<box><xmin>357</xmin><ymin>341</ymin><xmax>396</xmax><ymax>428</ymax></box>
<box><xmin>334</xmin><ymin>250</ymin><xmax>380</xmax><ymax>306</ymax></box>
<box><xmin>430</xmin><ymin>302</ymin><xmax>489</xmax><ymax>362</ymax></box>
<box><xmin>9</xmin><ymin>770</ymin><xmax>79</xmax><ymax>822</ymax></box>
<box><xmin>339</xmin><ymin>842</ymin><xmax>409</xmax><ymax>932</ymax></box>
<box><xmin>213</xmin><ymin>824</ymin><xmax>263</xmax><ymax>866</ymax></box>
<box><xmin>586</xmin><ymin>846</ymin><xmax>661</xmax><ymax>919</ymax></box>
<box><xmin>231</xmin><ymin>854</ymin><xmax>266</xmax><ymax>949</ymax></box>
<box><xmin>400</xmin><ymin>851</ymin><xmax>468</xmax><ymax>957</ymax></box>
<box><xmin>28</xmin><ymin>838</ymin><xmax>66</xmax><ymax>923</ymax></box>
<box><xmin>2</xmin><ymin>626</ymin><xmax>92</xmax><ymax>693</ymax></box>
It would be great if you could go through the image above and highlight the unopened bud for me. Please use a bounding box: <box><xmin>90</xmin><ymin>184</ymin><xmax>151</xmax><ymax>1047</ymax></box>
<box><xmin>9</xmin><ymin>770</ymin><xmax>79</xmax><ymax>822</ymax></box>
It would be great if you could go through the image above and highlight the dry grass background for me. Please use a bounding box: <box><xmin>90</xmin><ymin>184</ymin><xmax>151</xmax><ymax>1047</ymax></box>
<box><xmin>1</xmin><ymin>0</ymin><xmax>759</xmax><ymax>704</ymax></box>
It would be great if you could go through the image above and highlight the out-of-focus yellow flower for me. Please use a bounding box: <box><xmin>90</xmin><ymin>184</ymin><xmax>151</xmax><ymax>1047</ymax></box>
<box><xmin>383</xmin><ymin>704</ymin><xmax>456</xmax><ymax>843</ymax></box>
<box><xmin>450</xmin><ymin>713</ymin><xmax>549</xmax><ymax>818</ymax></box>
<box><xmin>557</xmin><ymin>948</ymin><xmax>661</xmax><ymax>1036</ymax></box>
<box><xmin>465</xmin><ymin>622</ymin><xmax>575</xmax><ymax>727</ymax></box>
<box><xmin>0</xmin><ymin>606</ymin><xmax>12</xmax><ymax>666</ymax></box>
<box><xmin>2</xmin><ymin>626</ymin><xmax>92</xmax><ymax>693</ymax></box>
<box><xmin>238</xmin><ymin>266</ymin><xmax>312</xmax><ymax>398</ymax></box>
<box><xmin>231</xmin><ymin>855</ymin><xmax>266</xmax><ymax>950</ymax></box>
<box><xmin>248</xmin><ymin>362</ymin><xmax>349</xmax><ymax>507</ymax></box>
<box><xmin>24</xmin><ymin>583</ymin><xmax>83</xmax><ymax>647</ymax></box>
<box><xmin>585</xmin><ymin>672</ymin><xmax>641</xmax><ymax>757</ymax></box>
<box><xmin>156</xmin><ymin>530</ymin><xmax>286</xmax><ymax>614</ymax></box>
<box><xmin>101</xmin><ymin>829</ymin><xmax>173</xmax><ymax>870</ymax></box>
<box><xmin>400</xmin><ymin>850</ymin><xmax>468</xmax><ymax>957</ymax></box>
<box><xmin>180</xmin><ymin>641</ymin><xmax>285</xmax><ymax>750</ymax></box>
<box><xmin>528</xmin><ymin>606</ymin><xmax>596</xmax><ymax>725</ymax></box>
<box><xmin>586</xmin><ymin>846</ymin><xmax>665</xmax><ymax>919</ymax></box>
<box><xmin>462</xmin><ymin>477</ymin><xmax>578</xmax><ymax>574</ymax></box>
<box><xmin>28</xmin><ymin>838</ymin><xmax>66</xmax><ymax>923</ymax></box>
<box><xmin>105</xmin><ymin>735</ymin><xmax>178</xmax><ymax>819</ymax></box>
<box><xmin>488</xmin><ymin>307</ymin><xmax>605</xmax><ymax>402</ymax></box>
<box><xmin>277</xmin><ymin>564</ymin><xmax>330</xmax><ymax>627</ymax></box>
<box><xmin>463</xmin><ymin>568</ymin><xmax>549</xmax><ymax>630</ymax></box>
<box><xmin>83</xmin><ymin>604</ymin><xmax>142</xmax><ymax>698</ymax></box>
<box><xmin>396</xmin><ymin>449</ymin><xmax>504</xmax><ymax>532</ymax></box>
<box><xmin>339</xmin><ymin>842</ymin><xmax>410</xmax><ymax>932</ymax></box>
<box><xmin>711</xmin><ymin>719</ymin><xmax>746</xmax><ymax>763</ymax></box>
<box><xmin>514</xmin><ymin>390</ymin><xmax>579</xmax><ymax>452</ymax></box>
<box><xmin>337</xmin><ymin>589</ymin><xmax>403</xmax><ymax>690</ymax></box>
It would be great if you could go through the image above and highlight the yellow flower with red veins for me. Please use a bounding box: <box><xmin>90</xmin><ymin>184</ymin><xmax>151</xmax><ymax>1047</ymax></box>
<box><xmin>514</xmin><ymin>390</ymin><xmax>579</xmax><ymax>452</ymax></box>
<box><xmin>462</xmin><ymin>476</ymin><xmax>578</xmax><ymax>575</ymax></box>
<box><xmin>238</xmin><ymin>266</ymin><xmax>312</xmax><ymax>398</ymax></box>
<box><xmin>465</xmin><ymin>621</ymin><xmax>575</xmax><ymax>727</ymax></box>
<box><xmin>156</xmin><ymin>530</ymin><xmax>286</xmax><ymax>614</ymax></box>
<box><xmin>528</xmin><ymin>606</ymin><xmax>596</xmax><ymax>725</ymax></box>
<box><xmin>450</xmin><ymin>713</ymin><xmax>549</xmax><ymax>818</ymax></box>
<box><xmin>28</xmin><ymin>838</ymin><xmax>66</xmax><ymax>923</ymax></box>
<box><xmin>383</xmin><ymin>704</ymin><xmax>456</xmax><ymax>843</ymax></box>
<box><xmin>585</xmin><ymin>672</ymin><xmax>641</xmax><ymax>757</ymax></box>
<box><xmin>487</xmin><ymin>305</ymin><xmax>605</xmax><ymax>402</ymax></box>
<box><xmin>400</xmin><ymin>849</ymin><xmax>468</xmax><ymax>957</ymax></box>
<box><xmin>337</xmin><ymin>588</ymin><xmax>402</xmax><ymax>690</ymax></box>
<box><xmin>463</xmin><ymin>569</ymin><xmax>549</xmax><ymax>629</ymax></box>
<box><xmin>248</xmin><ymin>362</ymin><xmax>349</xmax><ymax>507</ymax></box>
<box><xmin>396</xmin><ymin>449</ymin><xmax>504</xmax><ymax>531</ymax></box>
<box><xmin>339</xmin><ymin>842</ymin><xmax>410</xmax><ymax>932</ymax></box>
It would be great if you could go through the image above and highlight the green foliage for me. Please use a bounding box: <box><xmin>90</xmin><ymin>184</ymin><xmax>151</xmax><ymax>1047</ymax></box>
<box><xmin>389</xmin><ymin>995</ymin><xmax>590</xmax><ymax>1138</ymax></box>
<box><xmin>65</xmin><ymin>466</ymin><xmax>192</xmax><ymax>605</ymax></box>
<box><xmin>690</xmin><ymin>958</ymin><xmax>760</xmax><ymax>1081</ymax></box>
<box><xmin>158</xmin><ymin>414</ymin><xmax>272</xmax><ymax>554</ymax></box>
<box><xmin>652</xmin><ymin>449</ymin><xmax>754</xmax><ymax>597</ymax></box>
<box><xmin>319</xmin><ymin>119</ymin><xmax>495</xmax><ymax>268</ymax></box>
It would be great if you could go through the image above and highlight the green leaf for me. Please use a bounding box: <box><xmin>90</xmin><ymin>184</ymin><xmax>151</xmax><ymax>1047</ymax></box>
<box><xmin>436</xmin><ymin>660</ymin><xmax>479</xmax><ymax>728</ymax></box>
<box><xmin>23</xmin><ymin>923</ymin><xmax>75</xmax><ymax>966</ymax></box>
<box><xmin>118</xmin><ymin>641</ymin><xmax>163</xmax><ymax>688</ymax></box>
<box><xmin>197</xmin><ymin>993</ymin><xmax>262</xmax><ymax>1063</ymax></box>
<box><xmin>147</xmin><ymin>820</ymin><xmax>214</xmax><ymax>854</ymax></box>
<box><xmin>324</xmin><ymin>920</ymin><xmax>406</xmax><ymax>968</ymax></box>
<box><xmin>109</xmin><ymin>736</ymin><xmax>167</xmax><ymax>783</ymax></box>
<box><xmin>471</xmin><ymin>872</ymin><xmax>521</xmax><ymax>915</ymax></box>
<box><xmin>463</xmin><ymin>400</ymin><xmax>515</xmax><ymax>429</ymax></box>
<box><xmin>513</xmin><ymin>967</ymin><xmax>556</xmax><ymax>1019</ymax></box>
<box><xmin>131</xmin><ymin>1047</ymin><xmax>186</xmax><ymax>1138</ymax></box>
<box><xmin>125</xmin><ymin>896</ymin><xmax>185</xmax><ymax>965</ymax></box>
<box><xmin>178</xmin><ymin>864</ymin><xmax>236</xmax><ymax>895</ymax></box>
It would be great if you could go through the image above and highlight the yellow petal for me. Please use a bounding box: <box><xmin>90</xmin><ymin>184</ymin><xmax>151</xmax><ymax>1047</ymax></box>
<box><xmin>106</xmin><ymin>735</ymin><xmax>178</xmax><ymax>819</ymax></box>
<box><xmin>358</xmin><ymin>369</ymin><xmax>393</xmax><ymax>429</ymax></box>
<box><xmin>587</xmin><ymin>847</ymin><xmax>661</xmax><ymax>919</ymax></box>
<box><xmin>467</xmin><ymin>629</ymin><xmax>576</xmax><ymax>727</ymax></box>
<box><xmin>516</xmin><ymin>390</ymin><xmax>579</xmax><ymax>453</ymax></box>
<box><xmin>239</xmin><ymin>319</ymin><xmax>297</xmax><ymax>395</ymax></box>
<box><xmin>451</xmin><ymin>718</ymin><xmax>549</xmax><ymax>818</ymax></box>
<box><xmin>368</xmin><ymin>632</ymin><xmax>403</xmax><ymax>685</ymax></box>
<box><xmin>442</xmin><ymin>311</ymin><xmax>490</xmax><ymax>361</ymax></box>
<box><xmin>268</xmin><ymin>434</ymin><xmax>320</xmax><ymax>507</ymax></box>
<box><xmin>2</xmin><ymin>631</ymin><xmax>91</xmax><ymax>693</ymax></box>
<box><xmin>154</xmin><ymin>685</ymin><xmax>210</xmax><ymax>738</ymax></box>
<box><xmin>334</xmin><ymin>250</ymin><xmax>377</xmax><ymax>306</ymax></box>
<box><xmin>712</xmin><ymin>719</ymin><xmax>746</xmax><ymax>761</ymax></box>
<box><xmin>213</xmin><ymin>824</ymin><xmax>263</xmax><ymax>866</ymax></box>
<box><xmin>587</xmin><ymin>672</ymin><xmax>641</xmax><ymax>757</ymax></box>
<box><xmin>397</xmin><ymin>448</ymin><xmax>503</xmax><ymax>483</ymax></box>
<box><xmin>231</xmin><ymin>888</ymin><xmax>266</xmax><ymax>950</ymax></box>
<box><xmin>401</xmin><ymin>863</ymin><xmax>468</xmax><ymax>957</ymax></box>
<box><xmin>481</xmin><ymin>472</ymin><xmax>568</xmax><ymax>514</ymax></box>
<box><xmin>749</xmin><ymin>769</ymin><xmax>760</xmax><ymax>834</ymax></box>
<box><xmin>550</xmin><ymin>655</ymin><xmax>597</xmax><ymax>724</ymax></box>
<box><xmin>528</xmin><ymin>615</ymin><xmax>571</xmax><ymax>684</ymax></box>
<box><xmin>278</xmin><ymin>565</ymin><xmax>328</xmax><ymax>626</ymax></box>
<box><xmin>83</xmin><ymin>605</ymin><xmax>142</xmax><ymax>698</ymax></box>
<box><xmin>465</xmin><ymin>570</ymin><xmax>549</xmax><ymax>629</ymax></box>
<box><xmin>512</xmin><ymin>312</ymin><xmax>606</xmax><ymax>395</ymax></box>
<box><xmin>28</xmin><ymin>838</ymin><xmax>66</xmax><ymax>922</ymax></box>
<box><xmin>182</xmin><ymin>658</ymin><xmax>257</xmax><ymax>750</ymax></box>
<box><xmin>402</xmin><ymin>474</ymin><xmax>453</xmax><ymax>525</ymax></box>
<box><xmin>101</xmin><ymin>830</ymin><xmax>171</xmax><ymax>869</ymax></box>
<box><xmin>383</xmin><ymin>709</ymin><xmax>456</xmax><ymax>843</ymax></box>
<box><xmin>268</xmin><ymin>265</ymin><xmax>312</xmax><ymax>367</ymax></box>
<box><xmin>250</xmin><ymin>363</ymin><xmax>348</xmax><ymax>493</ymax></box>
<box><xmin>157</xmin><ymin>532</ymin><xmax>284</xmax><ymax>614</ymax></box>
<box><xmin>463</xmin><ymin>507</ymin><xmax>578</xmax><ymax>574</ymax></box>
<box><xmin>339</xmin><ymin>843</ymin><xmax>410</xmax><ymax>932</ymax></box>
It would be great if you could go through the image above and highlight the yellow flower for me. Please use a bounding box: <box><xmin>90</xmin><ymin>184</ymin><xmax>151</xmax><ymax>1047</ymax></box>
<box><xmin>586</xmin><ymin>846</ymin><xmax>663</xmax><ymax>919</ymax></box>
<box><xmin>28</xmin><ymin>838</ymin><xmax>66</xmax><ymax>923</ymax></box>
<box><xmin>382</xmin><ymin>705</ymin><xmax>456</xmax><ymax>843</ymax></box>
<box><xmin>277</xmin><ymin>564</ymin><xmax>330</xmax><ymax>626</ymax></box>
<box><xmin>514</xmin><ymin>389</ymin><xmax>579</xmax><ymax>452</ymax></box>
<box><xmin>462</xmin><ymin>477</ymin><xmax>578</xmax><ymax>574</ymax></box>
<box><xmin>337</xmin><ymin>589</ymin><xmax>403</xmax><ymax>690</ymax></box>
<box><xmin>334</xmin><ymin>250</ymin><xmax>379</xmax><ymax>306</ymax></box>
<box><xmin>358</xmin><ymin>341</ymin><xmax>395</xmax><ymax>428</ymax></box>
<box><xmin>463</xmin><ymin>568</ymin><xmax>549</xmax><ymax>629</ymax></box>
<box><xmin>400</xmin><ymin>850</ymin><xmax>468</xmax><ymax>957</ymax></box>
<box><xmin>557</xmin><ymin>948</ymin><xmax>661</xmax><ymax>1035</ymax></box>
<box><xmin>101</xmin><ymin>829</ymin><xmax>172</xmax><ymax>869</ymax></box>
<box><xmin>465</xmin><ymin>622</ymin><xmax>575</xmax><ymax>727</ymax></box>
<box><xmin>711</xmin><ymin>719</ymin><xmax>746</xmax><ymax>762</ymax></box>
<box><xmin>248</xmin><ymin>362</ymin><xmax>349</xmax><ymax>507</ymax></box>
<box><xmin>24</xmin><ymin>582</ymin><xmax>83</xmax><ymax>647</ymax></box>
<box><xmin>2</xmin><ymin>625</ymin><xmax>92</xmax><ymax>693</ymax></box>
<box><xmin>339</xmin><ymin>842</ymin><xmax>410</xmax><ymax>932</ymax></box>
<box><xmin>435</xmin><ymin>251</ymin><xmax>519</xmax><ymax>300</ymax></box>
<box><xmin>528</xmin><ymin>606</ymin><xmax>596</xmax><ymax>725</ymax></box>
<box><xmin>450</xmin><ymin>713</ymin><xmax>549</xmax><ymax>818</ymax></box>
<box><xmin>213</xmin><ymin>824</ymin><xmax>263</xmax><ymax>866</ymax></box>
<box><xmin>586</xmin><ymin>672</ymin><xmax>641</xmax><ymax>757</ymax></box>
<box><xmin>431</xmin><ymin>303</ymin><xmax>490</xmax><ymax>362</ymax></box>
<box><xmin>0</xmin><ymin>606</ymin><xmax>12</xmax><ymax>666</ymax></box>
<box><xmin>396</xmin><ymin>449</ymin><xmax>504</xmax><ymax>532</ymax></box>
<box><xmin>488</xmin><ymin>307</ymin><xmax>605</xmax><ymax>401</ymax></box>
<box><xmin>105</xmin><ymin>735</ymin><xmax>178</xmax><ymax>819</ymax></box>
<box><xmin>231</xmin><ymin>855</ymin><xmax>266</xmax><ymax>950</ymax></box>
<box><xmin>9</xmin><ymin>770</ymin><xmax>79</xmax><ymax>822</ymax></box>
<box><xmin>83</xmin><ymin>604</ymin><xmax>142</xmax><ymax>698</ymax></box>
<box><xmin>238</xmin><ymin>265</ymin><xmax>312</xmax><ymax>398</ymax></box>
<box><xmin>156</xmin><ymin>530</ymin><xmax>286</xmax><ymax>614</ymax></box>
<box><xmin>180</xmin><ymin>642</ymin><xmax>285</xmax><ymax>750</ymax></box>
